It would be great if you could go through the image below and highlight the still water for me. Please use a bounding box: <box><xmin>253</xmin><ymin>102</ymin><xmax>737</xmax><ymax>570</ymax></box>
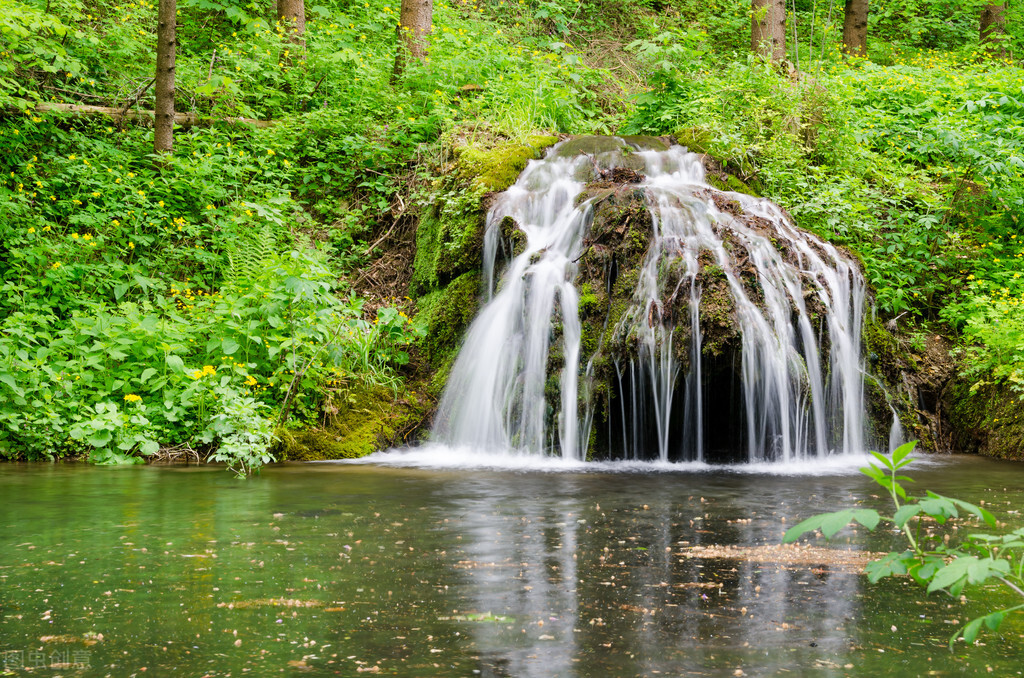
<box><xmin>1</xmin><ymin>453</ymin><xmax>1023</xmax><ymax>677</ymax></box>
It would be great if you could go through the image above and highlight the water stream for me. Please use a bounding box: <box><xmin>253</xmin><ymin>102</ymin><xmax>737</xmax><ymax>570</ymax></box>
<box><xmin>432</xmin><ymin>137</ymin><xmax>867</xmax><ymax>464</ymax></box>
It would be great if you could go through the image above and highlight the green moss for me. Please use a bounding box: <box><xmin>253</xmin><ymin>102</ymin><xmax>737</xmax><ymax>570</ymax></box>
<box><xmin>674</xmin><ymin>127</ymin><xmax>761</xmax><ymax>196</ymax></box>
<box><xmin>417</xmin><ymin>271</ymin><xmax>482</xmax><ymax>367</ymax></box>
<box><xmin>947</xmin><ymin>380</ymin><xmax>1024</xmax><ymax>461</ymax></box>
<box><xmin>578</xmin><ymin>281</ymin><xmax>601</xmax><ymax>317</ymax></box>
<box><xmin>554</xmin><ymin>135</ymin><xmax>625</xmax><ymax>158</ymax></box>
<box><xmin>863</xmin><ymin>316</ymin><xmax>906</xmax><ymax>378</ymax></box>
<box><xmin>411</xmin><ymin>205</ymin><xmax>484</xmax><ymax>296</ymax></box>
<box><xmin>456</xmin><ymin>135</ymin><xmax>556</xmax><ymax>193</ymax></box>
<box><xmin>707</xmin><ymin>172</ymin><xmax>759</xmax><ymax>196</ymax></box>
<box><xmin>275</xmin><ymin>384</ymin><xmax>430</xmax><ymax>460</ymax></box>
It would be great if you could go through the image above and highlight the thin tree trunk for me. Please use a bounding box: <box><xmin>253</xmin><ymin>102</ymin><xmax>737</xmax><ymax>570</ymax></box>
<box><xmin>980</xmin><ymin>3</ymin><xmax>1008</xmax><ymax>58</ymax></box>
<box><xmin>841</xmin><ymin>0</ymin><xmax>868</xmax><ymax>57</ymax></box>
<box><xmin>278</xmin><ymin>0</ymin><xmax>306</xmax><ymax>46</ymax></box>
<box><xmin>751</xmin><ymin>0</ymin><xmax>786</xmax><ymax>63</ymax></box>
<box><xmin>154</xmin><ymin>0</ymin><xmax>176</xmax><ymax>155</ymax></box>
<box><xmin>393</xmin><ymin>0</ymin><xmax>433</xmax><ymax>80</ymax></box>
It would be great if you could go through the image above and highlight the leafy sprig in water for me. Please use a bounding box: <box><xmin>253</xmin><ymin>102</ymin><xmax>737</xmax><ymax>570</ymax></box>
<box><xmin>784</xmin><ymin>441</ymin><xmax>1024</xmax><ymax>648</ymax></box>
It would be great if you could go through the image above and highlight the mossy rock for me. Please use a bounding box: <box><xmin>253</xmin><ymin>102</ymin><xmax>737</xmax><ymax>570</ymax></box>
<box><xmin>619</xmin><ymin>135</ymin><xmax>673</xmax><ymax>152</ymax></box>
<box><xmin>416</xmin><ymin>271</ymin><xmax>482</xmax><ymax>368</ymax></box>
<box><xmin>553</xmin><ymin>135</ymin><xmax>625</xmax><ymax>158</ymax></box>
<box><xmin>274</xmin><ymin>384</ymin><xmax>430</xmax><ymax>460</ymax></box>
<box><xmin>674</xmin><ymin>127</ymin><xmax>761</xmax><ymax>196</ymax></box>
<box><xmin>707</xmin><ymin>172</ymin><xmax>759</xmax><ymax>196</ymax></box>
<box><xmin>946</xmin><ymin>379</ymin><xmax>1024</xmax><ymax>461</ymax></box>
<box><xmin>455</xmin><ymin>135</ymin><xmax>558</xmax><ymax>193</ymax></box>
<box><xmin>411</xmin><ymin>204</ymin><xmax>484</xmax><ymax>296</ymax></box>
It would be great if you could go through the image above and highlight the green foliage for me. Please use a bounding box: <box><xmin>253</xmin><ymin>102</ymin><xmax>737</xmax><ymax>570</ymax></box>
<box><xmin>784</xmin><ymin>441</ymin><xmax>1024</xmax><ymax>648</ymax></box>
<box><xmin>3</xmin><ymin>0</ymin><xmax>1024</xmax><ymax>469</ymax></box>
<box><xmin>0</xmin><ymin>114</ymin><xmax>421</xmax><ymax>471</ymax></box>
<box><xmin>205</xmin><ymin>388</ymin><xmax>277</xmax><ymax>478</ymax></box>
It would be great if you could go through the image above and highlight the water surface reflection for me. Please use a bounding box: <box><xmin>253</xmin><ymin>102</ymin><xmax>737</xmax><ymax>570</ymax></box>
<box><xmin>1</xmin><ymin>456</ymin><xmax>1022</xmax><ymax>676</ymax></box>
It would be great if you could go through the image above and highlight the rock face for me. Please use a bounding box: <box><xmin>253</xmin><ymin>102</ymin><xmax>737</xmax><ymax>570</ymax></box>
<box><xmin>431</xmin><ymin>136</ymin><xmax>871</xmax><ymax>463</ymax></box>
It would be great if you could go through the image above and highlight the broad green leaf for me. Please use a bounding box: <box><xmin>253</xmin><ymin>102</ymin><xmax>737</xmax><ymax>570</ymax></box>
<box><xmin>893</xmin><ymin>504</ymin><xmax>924</xmax><ymax>528</ymax></box>
<box><xmin>927</xmin><ymin>557</ymin><xmax>975</xmax><ymax>594</ymax></box>
<box><xmin>851</xmin><ymin>509</ymin><xmax>880</xmax><ymax>531</ymax></box>
<box><xmin>821</xmin><ymin>510</ymin><xmax>855</xmax><ymax>538</ymax></box>
<box><xmin>783</xmin><ymin>513</ymin><xmax>829</xmax><ymax>543</ymax></box>
<box><xmin>140</xmin><ymin>368</ymin><xmax>158</xmax><ymax>383</ymax></box>
<box><xmin>865</xmin><ymin>551</ymin><xmax>911</xmax><ymax>583</ymax></box>
<box><xmin>892</xmin><ymin>440</ymin><xmax>917</xmax><ymax>466</ymax></box>
<box><xmin>221</xmin><ymin>338</ymin><xmax>240</xmax><ymax>355</ymax></box>
<box><xmin>860</xmin><ymin>464</ymin><xmax>885</xmax><ymax>483</ymax></box>
<box><xmin>983</xmin><ymin>610</ymin><xmax>1006</xmax><ymax>631</ymax></box>
<box><xmin>959</xmin><ymin>617</ymin><xmax>985</xmax><ymax>645</ymax></box>
<box><xmin>0</xmin><ymin>373</ymin><xmax>23</xmax><ymax>396</ymax></box>
<box><xmin>166</xmin><ymin>354</ymin><xmax>185</xmax><ymax>374</ymax></box>
<box><xmin>870</xmin><ymin>450</ymin><xmax>892</xmax><ymax>470</ymax></box>
<box><xmin>86</xmin><ymin>429</ymin><xmax>113</xmax><ymax>447</ymax></box>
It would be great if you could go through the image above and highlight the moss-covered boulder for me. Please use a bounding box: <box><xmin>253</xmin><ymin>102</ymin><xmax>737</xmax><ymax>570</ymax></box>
<box><xmin>410</xmin><ymin>203</ymin><xmax>484</xmax><ymax>296</ymax></box>
<box><xmin>947</xmin><ymin>380</ymin><xmax>1024</xmax><ymax>460</ymax></box>
<box><xmin>454</xmin><ymin>135</ymin><xmax>558</xmax><ymax>193</ymax></box>
<box><xmin>274</xmin><ymin>384</ymin><xmax>430</xmax><ymax>460</ymax></box>
<box><xmin>416</xmin><ymin>271</ymin><xmax>481</xmax><ymax>368</ymax></box>
<box><xmin>674</xmin><ymin>127</ymin><xmax>761</xmax><ymax>196</ymax></box>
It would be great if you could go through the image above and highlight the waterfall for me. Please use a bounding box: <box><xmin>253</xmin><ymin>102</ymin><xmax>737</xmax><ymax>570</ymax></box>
<box><xmin>431</xmin><ymin>137</ymin><xmax>867</xmax><ymax>462</ymax></box>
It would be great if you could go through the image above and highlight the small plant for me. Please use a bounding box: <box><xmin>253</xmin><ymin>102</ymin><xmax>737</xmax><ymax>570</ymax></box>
<box><xmin>784</xmin><ymin>441</ymin><xmax>1024</xmax><ymax>648</ymax></box>
<box><xmin>204</xmin><ymin>387</ymin><xmax>277</xmax><ymax>478</ymax></box>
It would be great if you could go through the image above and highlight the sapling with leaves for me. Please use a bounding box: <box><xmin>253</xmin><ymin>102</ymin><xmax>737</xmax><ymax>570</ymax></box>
<box><xmin>784</xmin><ymin>441</ymin><xmax>1024</xmax><ymax>648</ymax></box>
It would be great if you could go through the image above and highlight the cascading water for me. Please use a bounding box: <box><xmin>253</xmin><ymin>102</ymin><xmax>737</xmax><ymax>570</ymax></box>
<box><xmin>431</xmin><ymin>136</ymin><xmax>868</xmax><ymax>463</ymax></box>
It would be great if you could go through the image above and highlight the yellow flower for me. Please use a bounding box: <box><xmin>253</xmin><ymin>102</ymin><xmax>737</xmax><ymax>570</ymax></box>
<box><xmin>82</xmin><ymin>233</ymin><xmax>92</xmax><ymax>240</ymax></box>
<box><xmin>72</xmin><ymin>233</ymin><xmax>80</xmax><ymax>239</ymax></box>
<box><xmin>158</xmin><ymin>200</ymin><xmax>165</xmax><ymax>207</ymax></box>
<box><xmin>51</xmin><ymin>262</ymin><xmax>61</xmax><ymax>269</ymax></box>
<box><xmin>124</xmin><ymin>394</ymin><xmax>142</xmax><ymax>403</ymax></box>
<box><xmin>128</xmin><ymin>242</ymin><xmax>135</xmax><ymax>249</ymax></box>
<box><xmin>27</xmin><ymin>227</ymin><xmax>35</xmax><ymax>234</ymax></box>
<box><xmin>244</xmin><ymin>375</ymin><xmax>258</xmax><ymax>386</ymax></box>
<box><xmin>266</xmin><ymin>149</ymin><xmax>275</xmax><ymax>155</ymax></box>
<box><xmin>206</xmin><ymin>204</ymin><xmax>214</xmax><ymax>210</ymax></box>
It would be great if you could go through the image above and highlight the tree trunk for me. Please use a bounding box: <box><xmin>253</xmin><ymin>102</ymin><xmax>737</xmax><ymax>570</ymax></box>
<box><xmin>393</xmin><ymin>0</ymin><xmax>433</xmax><ymax>80</ymax></box>
<box><xmin>841</xmin><ymin>0</ymin><xmax>868</xmax><ymax>57</ymax></box>
<box><xmin>278</xmin><ymin>0</ymin><xmax>306</xmax><ymax>45</ymax></box>
<box><xmin>154</xmin><ymin>0</ymin><xmax>176</xmax><ymax>155</ymax></box>
<box><xmin>750</xmin><ymin>0</ymin><xmax>786</xmax><ymax>63</ymax></box>
<box><xmin>980</xmin><ymin>3</ymin><xmax>1007</xmax><ymax>58</ymax></box>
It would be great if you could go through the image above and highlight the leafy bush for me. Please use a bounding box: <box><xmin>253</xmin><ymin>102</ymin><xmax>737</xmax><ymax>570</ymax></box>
<box><xmin>785</xmin><ymin>442</ymin><xmax>1024</xmax><ymax>647</ymax></box>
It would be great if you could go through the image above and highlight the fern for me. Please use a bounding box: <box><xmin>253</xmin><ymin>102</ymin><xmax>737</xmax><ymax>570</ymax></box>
<box><xmin>224</xmin><ymin>222</ymin><xmax>279</xmax><ymax>286</ymax></box>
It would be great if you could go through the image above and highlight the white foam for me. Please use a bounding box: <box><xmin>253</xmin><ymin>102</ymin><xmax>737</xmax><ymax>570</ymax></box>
<box><xmin>339</xmin><ymin>444</ymin><xmax>910</xmax><ymax>476</ymax></box>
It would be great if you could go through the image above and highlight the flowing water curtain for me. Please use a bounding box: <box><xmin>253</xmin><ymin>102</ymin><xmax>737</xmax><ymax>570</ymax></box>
<box><xmin>432</xmin><ymin>137</ymin><xmax>867</xmax><ymax>461</ymax></box>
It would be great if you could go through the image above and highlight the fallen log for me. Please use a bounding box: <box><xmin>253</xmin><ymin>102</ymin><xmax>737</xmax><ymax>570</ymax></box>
<box><xmin>29</xmin><ymin>102</ymin><xmax>275</xmax><ymax>128</ymax></box>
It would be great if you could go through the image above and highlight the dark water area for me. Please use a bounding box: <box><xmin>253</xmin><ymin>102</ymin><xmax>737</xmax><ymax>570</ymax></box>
<box><xmin>1</xmin><ymin>454</ymin><xmax>1023</xmax><ymax>676</ymax></box>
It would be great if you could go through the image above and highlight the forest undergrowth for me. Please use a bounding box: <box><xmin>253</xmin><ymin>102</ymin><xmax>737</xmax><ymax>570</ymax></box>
<box><xmin>1</xmin><ymin>0</ymin><xmax>1023</xmax><ymax>470</ymax></box>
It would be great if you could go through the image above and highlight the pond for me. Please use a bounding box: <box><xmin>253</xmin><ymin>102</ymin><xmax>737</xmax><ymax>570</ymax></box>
<box><xmin>1</xmin><ymin>452</ymin><xmax>1023</xmax><ymax>676</ymax></box>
